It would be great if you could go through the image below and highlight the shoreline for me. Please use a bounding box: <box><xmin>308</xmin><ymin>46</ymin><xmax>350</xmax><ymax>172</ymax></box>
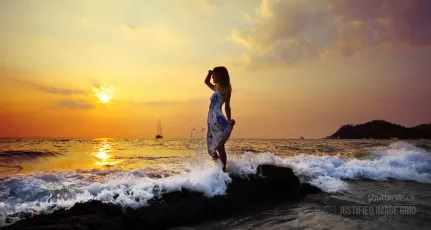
<box><xmin>2</xmin><ymin>165</ymin><xmax>321</xmax><ymax>230</ymax></box>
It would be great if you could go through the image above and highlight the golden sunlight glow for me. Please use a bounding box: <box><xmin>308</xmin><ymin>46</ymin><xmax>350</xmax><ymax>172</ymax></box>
<box><xmin>89</xmin><ymin>141</ymin><xmax>121</xmax><ymax>167</ymax></box>
<box><xmin>99</xmin><ymin>92</ymin><xmax>111</xmax><ymax>103</ymax></box>
<box><xmin>93</xmin><ymin>85</ymin><xmax>115</xmax><ymax>104</ymax></box>
<box><xmin>94</xmin><ymin>151</ymin><xmax>110</xmax><ymax>160</ymax></box>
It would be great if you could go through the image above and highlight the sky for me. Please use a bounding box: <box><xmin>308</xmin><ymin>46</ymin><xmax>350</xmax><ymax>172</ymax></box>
<box><xmin>1</xmin><ymin>0</ymin><xmax>430</xmax><ymax>139</ymax></box>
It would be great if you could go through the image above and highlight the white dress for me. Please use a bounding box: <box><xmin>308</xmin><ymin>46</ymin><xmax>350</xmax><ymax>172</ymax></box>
<box><xmin>206</xmin><ymin>88</ymin><xmax>234</xmax><ymax>157</ymax></box>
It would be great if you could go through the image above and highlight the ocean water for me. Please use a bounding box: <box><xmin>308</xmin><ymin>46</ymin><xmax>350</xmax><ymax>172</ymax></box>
<box><xmin>1</xmin><ymin>137</ymin><xmax>431</xmax><ymax>229</ymax></box>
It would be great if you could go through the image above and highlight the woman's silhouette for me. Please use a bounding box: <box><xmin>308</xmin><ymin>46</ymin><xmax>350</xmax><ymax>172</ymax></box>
<box><xmin>204</xmin><ymin>66</ymin><xmax>235</xmax><ymax>172</ymax></box>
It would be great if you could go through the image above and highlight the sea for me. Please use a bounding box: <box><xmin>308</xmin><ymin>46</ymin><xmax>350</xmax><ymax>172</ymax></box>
<box><xmin>1</xmin><ymin>135</ymin><xmax>430</xmax><ymax>229</ymax></box>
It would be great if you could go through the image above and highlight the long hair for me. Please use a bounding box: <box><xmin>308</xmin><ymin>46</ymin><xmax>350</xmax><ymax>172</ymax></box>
<box><xmin>213</xmin><ymin>66</ymin><xmax>232</xmax><ymax>91</ymax></box>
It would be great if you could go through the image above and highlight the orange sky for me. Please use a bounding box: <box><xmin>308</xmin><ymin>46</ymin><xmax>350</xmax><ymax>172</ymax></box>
<box><xmin>1</xmin><ymin>0</ymin><xmax>430</xmax><ymax>138</ymax></box>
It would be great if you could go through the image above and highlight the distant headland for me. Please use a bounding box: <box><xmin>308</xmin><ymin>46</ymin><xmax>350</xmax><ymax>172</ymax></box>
<box><xmin>326</xmin><ymin>120</ymin><xmax>431</xmax><ymax>139</ymax></box>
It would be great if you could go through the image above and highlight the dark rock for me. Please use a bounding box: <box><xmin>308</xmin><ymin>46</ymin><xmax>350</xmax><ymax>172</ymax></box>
<box><xmin>300</xmin><ymin>183</ymin><xmax>322</xmax><ymax>194</ymax></box>
<box><xmin>4</xmin><ymin>165</ymin><xmax>320</xmax><ymax>230</ymax></box>
<box><xmin>326</xmin><ymin>120</ymin><xmax>431</xmax><ymax>139</ymax></box>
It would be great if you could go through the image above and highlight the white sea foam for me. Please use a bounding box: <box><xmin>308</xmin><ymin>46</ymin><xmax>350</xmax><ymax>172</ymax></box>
<box><xmin>227</xmin><ymin>141</ymin><xmax>431</xmax><ymax>192</ymax></box>
<box><xmin>0</xmin><ymin>156</ymin><xmax>232</xmax><ymax>226</ymax></box>
<box><xmin>0</xmin><ymin>202</ymin><xmax>6</xmax><ymax>227</ymax></box>
<box><xmin>0</xmin><ymin>141</ymin><xmax>430</xmax><ymax>226</ymax></box>
<box><xmin>282</xmin><ymin>141</ymin><xmax>431</xmax><ymax>192</ymax></box>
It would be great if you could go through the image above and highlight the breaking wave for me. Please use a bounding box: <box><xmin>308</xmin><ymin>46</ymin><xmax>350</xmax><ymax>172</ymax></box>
<box><xmin>1</xmin><ymin>141</ymin><xmax>430</xmax><ymax>227</ymax></box>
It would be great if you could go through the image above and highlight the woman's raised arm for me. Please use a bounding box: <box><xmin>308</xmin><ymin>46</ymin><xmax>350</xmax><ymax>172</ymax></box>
<box><xmin>204</xmin><ymin>70</ymin><xmax>215</xmax><ymax>91</ymax></box>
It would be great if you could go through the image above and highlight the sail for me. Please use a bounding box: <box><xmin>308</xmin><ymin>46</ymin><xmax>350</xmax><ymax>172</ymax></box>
<box><xmin>156</xmin><ymin>118</ymin><xmax>163</xmax><ymax>138</ymax></box>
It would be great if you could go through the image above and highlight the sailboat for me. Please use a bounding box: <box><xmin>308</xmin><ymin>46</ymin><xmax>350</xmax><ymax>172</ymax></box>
<box><xmin>156</xmin><ymin>119</ymin><xmax>163</xmax><ymax>139</ymax></box>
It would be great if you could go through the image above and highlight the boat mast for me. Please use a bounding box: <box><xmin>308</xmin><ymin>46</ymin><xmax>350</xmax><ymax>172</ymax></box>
<box><xmin>160</xmin><ymin>119</ymin><xmax>163</xmax><ymax>136</ymax></box>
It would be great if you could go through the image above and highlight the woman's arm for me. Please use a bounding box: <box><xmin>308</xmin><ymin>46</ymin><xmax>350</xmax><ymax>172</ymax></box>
<box><xmin>204</xmin><ymin>70</ymin><xmax>215</xmax><ymax>91</ymax></box>
<box><xmin>224</xmin><ymin>88</ymin><xmax>232</xmax><ymax>120</ymax></box>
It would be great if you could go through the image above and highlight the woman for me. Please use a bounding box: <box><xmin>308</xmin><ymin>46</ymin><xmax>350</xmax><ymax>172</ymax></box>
<box><xmin>204</xmin><ymin>66</ymin><xmax>236</xmax><ymax>172</ymax></box>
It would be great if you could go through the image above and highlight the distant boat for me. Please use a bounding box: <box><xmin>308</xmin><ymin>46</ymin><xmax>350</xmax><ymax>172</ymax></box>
<box><xmin>156</xmin><ymin>119</ymin><xmax>163</xmax><ymax>139</ymax></box>
<box><xmin>300</xmin><ymin>136</ymin><xmax>305</xmax><ymax>140</ymax></box>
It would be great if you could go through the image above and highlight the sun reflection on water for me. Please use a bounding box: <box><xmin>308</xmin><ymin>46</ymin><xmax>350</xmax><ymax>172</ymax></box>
<box><xmin>89</xmin><ymin>139</ymin><xmax>121</xmax><ymax>167</ymax></box>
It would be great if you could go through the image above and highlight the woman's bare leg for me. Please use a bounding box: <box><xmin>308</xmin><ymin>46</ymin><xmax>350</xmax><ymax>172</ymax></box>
<box><xmin>211</xmin><ymin>152</ymin><xmax>219</xmax><ymax>161</ymax></box>
<box><xmin>217</xmin><ymin>145</ymin><xmax>227</xmax><ymax>172</ymax></box>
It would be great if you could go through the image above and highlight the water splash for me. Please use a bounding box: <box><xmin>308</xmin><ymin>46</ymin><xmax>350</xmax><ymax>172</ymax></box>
<box><xmin>186</xmin><ymin>127</ymin><xmax>208</xmax><ymax>170</ymax></box>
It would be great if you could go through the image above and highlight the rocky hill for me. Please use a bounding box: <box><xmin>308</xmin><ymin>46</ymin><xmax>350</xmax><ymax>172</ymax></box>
<box><xmin>327</xmin><ymin>120</ymin><xmax>431</xmax><ymax>139</ymax></box>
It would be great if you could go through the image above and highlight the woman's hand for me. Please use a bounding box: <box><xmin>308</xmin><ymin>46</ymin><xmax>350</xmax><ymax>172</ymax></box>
<box><xmin>229</xmin><ymin>119</ymin><xmax>236</xmax><ymax>127</ymax></box>
<box><xmin>205</xmin><ymin>70</ymin><xmax>215</xmax><ymax>91</ymax></box>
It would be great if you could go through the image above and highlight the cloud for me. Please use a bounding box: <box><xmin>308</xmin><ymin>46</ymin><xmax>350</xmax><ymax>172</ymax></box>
<box><xmin>92</xmin><ymin>84</ymin><xmax>115</xmax><ymax>101</ymax></box>
<box><xmin>229</xmin><ymin>0</ymin><xmax>431</xmax><ymax>68</ymax></box>
<box><xmin>125</xmin><ymin>24</ymin><xmax>138</xmax><ymax>31</ymax></box>
<box><xmin>228</xmin><ymin>0</ymin><xmax>330</xmax><ymax>68</ymax></box>
<box><xmin>11</xmin><ymin>78</ymin><xmax>86</xmax><ymax>96</ymax></box>
<box><xmin>194</xmin><ymin>0</ymin><xmax>218</xmax><ymax>12</ymax></box>
<box><xmin>58</xmin><ymin>100</ymin><xmax>95</xmax><ymax>109</ymax></box>
<box><xmin>325</xmin><ymin>0</ymin><xmax>431</xmax><ymax>57</ymax></box>
<box><xmin>122</xmin><ymin>24</ymin><xmax>184</xmax><ymax>45</ymax></box>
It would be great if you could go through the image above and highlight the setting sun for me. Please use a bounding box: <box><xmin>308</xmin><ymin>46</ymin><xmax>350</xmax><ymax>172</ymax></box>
<box><xmin>92</xmin><ymin>85</ymin><xmax>115</xmax><ymax>104</ymax></box>
<box><xmin>1</xmin><ymin>1</ymin><xmax>431</xmax><ymax>229</ymax></box>
<box><xmin>99</xmin><ymin>92</ymin><xmax>111</xmax><ymax>103</ymax></box>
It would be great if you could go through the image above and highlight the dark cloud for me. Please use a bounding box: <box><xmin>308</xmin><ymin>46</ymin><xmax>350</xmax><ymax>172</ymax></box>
<box><xmin>230</xmin><ymin>0</ymin><xmax>431</xmax><ymax>68</ymax></box>
<box><xmin>230</xmin><ymin>0</ymin><xmax>330</xmax><ymax>68</ymax></box>
<box><xmin>11</xmin><ymin>78</ymin><xmax>86</xmax><ymax>95</ymax></box>
<box><xmin>58</xmin><ymin>100</ymin><xmax>95</xmax><ymax>109</ymax></box>
<box><xmin>328</xmin><ymin>0</ymin><xmax>431</xmax><ymax>56</ymax></box>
